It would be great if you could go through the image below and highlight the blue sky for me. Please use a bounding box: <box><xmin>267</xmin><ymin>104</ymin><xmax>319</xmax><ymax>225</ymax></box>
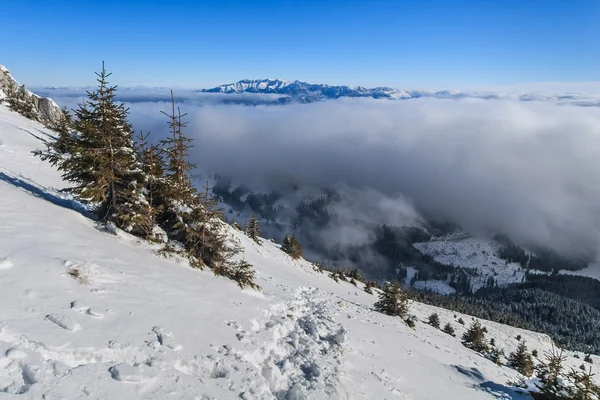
<box><xmin>3</xmin><ymin>0</ymin><xmax>598</xmax><ymax>89</ymax></box>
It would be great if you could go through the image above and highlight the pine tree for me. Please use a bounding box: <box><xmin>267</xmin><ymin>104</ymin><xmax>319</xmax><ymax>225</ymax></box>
<box><xmin>135</xmin><ymin>131</ymin><xmax>166</xmax><ymax>212</ymax></box>
<box><xmin>428</xmin><ymin>312</ymin><xmax>440</xmax><ymax>328</ymax></box>
<box><xmin>47</xmin><ymin>107</ymin><xmax>74</xmax><ymax>155</ymax></box>
<box><xmin>535</xmin><ymin>346</ymin><xmax>568</xmax><ymax>398</ymax></box>
<box><xmin>282</xmin><ymin>234</ymin><xmax>291</xmax><ymax>253</ymax></box>
<box><xmin>364</xmin><ymin>280</ymin><xmax>377</xmax><ymax>294</ymax></box>
<box><xmin>330</xmin><ymin>268</ymin><xmax>348</xmax><ymax>283</ymax></box>
<box><xmin>246</xmin><ymin>214</ymin><xmax>261</xmax><ymax>243</ymax></box>
<box><xmin>508</xmin><ymin>340</ymin><xmax>535</xmax><ymax>377</ymax></box>
<box><xmin>461</xmin><ymin>320</ymin><xmax>488</xmax><ymax>353</ymax></box>
<box><xmin>157</xmin><ymin>91</ymin><xmax>244</xmax><ymax>278</ymax></box>
<box><xmin>34</xmin><ymin>107</ymin><xmax>75</xmax><ymax>166</ymax></box>
<box><xmin>568</xmin><ymin>366</ymin><xmax>600</xmax><ymax>400</ymax></box>
<box><xmin>229</xmin><ymin>259</ymin><xmax>260</xmax><ymax>290</ymax></box>
<box><xmin>38</xmin><ymin>63</ymin><xmax>153</xmax><ymax>236</ymax></box>
<box><xmin>489</xmin><ymin>347</ymin><xmax>504</xmax><ymax>366</ymax></box>
<box><xmin>288</xmin><ymin>235</ymin><xmax>302</xmax><ymax>259</ymax></box>
<box><xmin>374</xmin><ymin>281</ymin><xmax>409</xmax><ymax>318</ymax></box>
<box><xmin>443</xmin><ymin>322</ymin><xmax>456</xmax><ymax>336</ymax></box>
<box><xmin>348</xmin><ymin>268</ymin><xmax>363</xmax><ymax>282</ymax></box>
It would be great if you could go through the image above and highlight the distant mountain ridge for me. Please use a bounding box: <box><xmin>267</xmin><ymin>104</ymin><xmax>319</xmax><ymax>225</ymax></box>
<box><xmin>202</xmin><ymin>78</ymin><xmax>416</xmax><ymax>103</ymax></box>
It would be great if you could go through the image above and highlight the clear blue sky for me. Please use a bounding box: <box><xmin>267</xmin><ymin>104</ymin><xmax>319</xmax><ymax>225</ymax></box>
<box><xmin>3</xmin><ymin>0</ymin><xmax>598</xmax><ymax>89</ymax></box>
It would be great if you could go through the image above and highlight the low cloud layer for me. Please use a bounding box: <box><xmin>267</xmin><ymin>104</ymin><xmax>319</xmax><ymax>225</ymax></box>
<box><xmin>182</xmin><ymin>98</ymin><xmax>600</xmax><ymax>259</ymax></box>
<box><xmin>46</xmin><ymin>89</ymin><xmax>600</xmax><ymax>260</ymax></box>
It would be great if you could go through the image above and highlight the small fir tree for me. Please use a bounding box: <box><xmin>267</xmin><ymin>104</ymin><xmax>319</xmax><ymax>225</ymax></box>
<box><xmin>443</xmin><ymin>323</ymin><xmax>455</xmax><ymax>336</ymax></box>
<box><xmin>461</xmin><ymin>320</ymin><xmax>488</xmax><ymax>353</ymax></box>
<box><xmin>348</xmin><ymin>268</ymin><xmax>364</xmax><ymax>282</ymax></box>
<box><xmin>428</xmin><ymin>312</ymin><xmax>440</xmax><ymax>328</ymax></box>
<box><xmin>246</xmin><ymin>214</ymin><xmax>261</xmax><ymax>243</ymax></box>
<box><xmin>535</xmin><ymin>346</ymin><xmax>568</xmax><ymax>397</ymax></box>
<box><xmin>374</xmin><ymin>281</ymin><xmax>409</xmax><ymax>318</ymax></box>
<box><xmin>568</xmin><ymin>366</ymin><xmax>600</xmax><ymax>400</ymax></box>
<box><xmin>229</xmin><ymin>259</ymin><xmax>260</xmax><ymax>290</ymax></box>
<box><xmin>508</xmin><ymin>341</ymin><xmax>535</xmax><ymax>377</ymax></box>
<box><xmin>489</xmin><ymin>347</ymin><xmax>504</xmax><ymax>366</ymax></box>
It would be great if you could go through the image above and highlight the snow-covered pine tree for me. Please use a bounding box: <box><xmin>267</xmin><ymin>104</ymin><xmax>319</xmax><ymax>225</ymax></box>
<box><xmin>157</xmin><ymin>92</ymin><xmax>210</xmax><ymax>267</ymax></box>
<box><xmin>246</xmin><ymin>214</ymin><xmax>261</xmax><ymax>243</ymax></box>
<box><xmin>348</xmin><ymin>268</ymin><xmax>363</xmax><ymax>282</ymax></box>
<box><xmin>157</xmin><ymin>92</ymin><xmax>253</xmax><ymax>285</ymax></box>
<box><xmin>568</xmin><ymin>366</ymin><xmax>600</xmax><ymax>400</ymax></box>
<box><xmin>374</xmin><ymin>281</ymin><xmax>409</xmax><ymax>318</ymax></box>
<box><xmin>535</xmin><ymin>345</ymin><xmax>569</xmax><ymax>398</ymax></box>
<box><xmin>42</xmin><ymin>63</ymin><xmax>154</xmax><ymax>236</ymax></box>
<box><xmin>229</xmin><ymin>259</ymin><xmax>260</xmax><ymax>290</ymax></box>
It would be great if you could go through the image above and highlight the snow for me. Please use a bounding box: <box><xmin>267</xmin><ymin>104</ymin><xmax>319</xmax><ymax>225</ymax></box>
<box><xmin>414</xmin><ymin>233</ymin><xmax>527</xmax><ymax>290</ymax></box>
<box><xmin>0</xmin><ymin>103</ymin><xmax>598</xmax><ymax>399</ymax></box>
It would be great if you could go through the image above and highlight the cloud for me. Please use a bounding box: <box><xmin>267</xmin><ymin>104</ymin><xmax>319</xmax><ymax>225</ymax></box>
<box><xmin>179</xmin><ymin>98</ymin><xmax>600</xmax><ymax>260</ymax></box>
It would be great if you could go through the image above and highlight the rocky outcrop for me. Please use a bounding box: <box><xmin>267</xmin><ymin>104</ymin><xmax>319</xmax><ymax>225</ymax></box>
<box><xmin>0</xmin><ymin>65</ymin><xmax>63</xmax><ymax>124</ymax></box>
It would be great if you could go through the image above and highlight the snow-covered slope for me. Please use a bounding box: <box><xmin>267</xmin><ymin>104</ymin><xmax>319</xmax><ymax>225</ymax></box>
<box><xmin>1</xmin><ymin>104</ymin><xmax>597</xmax><ymax>399</ymax></box>
<box><xmin>414</xmin><ymin>233</ymin><xmax>527</xmax><ymax>290</ymax></box>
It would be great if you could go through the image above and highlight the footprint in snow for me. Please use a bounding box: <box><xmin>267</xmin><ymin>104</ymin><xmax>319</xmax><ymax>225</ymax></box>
<box><xmin>45</xmin><ymin>313</ymin><xmax>81</xmax><ymax>332</ymax></box>
<box><xmin>146</xmin><ymin>326</ymin><xmax>182</xmax><ymax>352</ymax></box>
<box><xmin>70</xmin><ymin>301</ymin><xmax>104</xmax><ymax>318</ymax></box>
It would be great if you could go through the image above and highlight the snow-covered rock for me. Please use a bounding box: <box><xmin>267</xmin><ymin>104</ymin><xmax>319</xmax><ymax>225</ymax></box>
<box><xmin>0</xmin><ymin>65</ymin><xmax>63</xmax><ymax>123</ymax></box>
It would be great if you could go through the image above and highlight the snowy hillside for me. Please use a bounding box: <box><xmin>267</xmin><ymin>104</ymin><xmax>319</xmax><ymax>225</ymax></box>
<box><xmin>414</xmin><ymin>233</ymin><xmax>527</xmax><ymax>290</ymax></box>
<box><xmin>1</xmin><ymin>103</ymin><xmax>598</xmax><ymax>399</ymax></box>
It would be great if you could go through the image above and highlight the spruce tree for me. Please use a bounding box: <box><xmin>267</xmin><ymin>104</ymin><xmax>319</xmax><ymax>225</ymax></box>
<box><xmin>536</xmin><ymin>346</ymin><xmax>568</xmax><ymax>397</ymax></box>
<box><xmin>568</xmin><ymin>366</ymin><xmax>600</xmax><ymax>400</ymax></box>
<box><xmin>34</xmin><ymin>107</ymin><xmax>75</xmax><ymax>166</ymax></box>
<box><xmin>229</xmin><ymin>259</ymin><xmax>260</xmax><ymax>290</ymax></box>
<box><xmin>364</xmin><ymin>280</ymin><xmax>376</xmax><ymax>294</ymax></box>
<box><xmin>38</xmin><ymin>63</ymin><xmax>153</xmax><ymax>236</ymax></box>
<box><xmin>288</xmin><ymin>235</ymin><xmax>303</xmax><ymax>259</ymax></box>
<box><xmin>508</xmin><ymin>340</ymin><xmax>535</xmax><ymax>377</ymax></box>
<box><xmin>461</xmin><ymin>320</ymin><xmax>488</xmax><ymax>353</ymax></box>
<box><xmin>348</xmin><ymin>268</ymin><xmax>363</xmax><ymax>282</ymax></box>
<box><xmin>443</xmin><ymin>322</ymin><xmax>455</xmax><ymax>336</ymax></box>
<box><xmin>428</xmin><ymin>312</ymin><xmax>440</xmax><ymax>328</ymax></box>
<box><xmin>157</xmin><ymin>92</ymin><xmax>234</xmax><ymax>274</ymax></box>
<box><xmin>246</xmin><ymin>214</ymin><xmax>261</xmax><ymax>243</ymax></box>
<box><xmin>374</xmin><ymin>281</ymin><xmax>409</xmax><ymax>318</ymax></box>
<box><xmin>135</xmin><ymin>131</ymin><xmax>166</xmax><ymax>215</ymax></box>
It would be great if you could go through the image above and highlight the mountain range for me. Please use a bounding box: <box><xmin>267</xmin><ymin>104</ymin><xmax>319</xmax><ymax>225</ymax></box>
<box><xmin>201</xmin><ymin>78</ymin><xmax>418</xmax><ymax>103</ymax></box>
